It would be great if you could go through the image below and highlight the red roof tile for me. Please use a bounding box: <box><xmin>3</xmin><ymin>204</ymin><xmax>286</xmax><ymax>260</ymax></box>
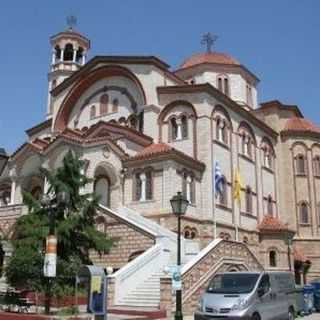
<box><xmin>258</xmin><ymin>215</ymin><xmax>289</xmax><ymax>232</ymax></box>
<box><xmin>132</xmin><ymin>143</ymin><xmax>173</xmax><ymax>159</ymax></box>
<box><xmin>179</xmin><ymin>52</ymin><xmax>240</xmax><ymax>69</ymax></box>
<box><xmin>127</xmin><ymin>143</ymin><xmax>206</xmax><ymax>171</ymax></box>
<box><xmin>284</xmin><ymin>117</ymin><xmax>320</xmax><ymax>134</ymax></box>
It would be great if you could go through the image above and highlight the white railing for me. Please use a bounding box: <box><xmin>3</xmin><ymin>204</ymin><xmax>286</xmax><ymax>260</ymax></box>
<box><xmin>110</xmin><ymin>243</ymin><xmax>171</xmax><ymax>304</ymax></box>
<box><xmin>0</xmin><ymin>204</ymin><xmax>26</xmax><ymax>217</ymax></box>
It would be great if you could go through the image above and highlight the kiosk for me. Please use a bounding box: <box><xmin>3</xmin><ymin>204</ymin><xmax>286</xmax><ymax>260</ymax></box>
<box><xmin>77</xmin><ymin>265</ymin><xmax>107</xmax><ymax>320</ymax></box>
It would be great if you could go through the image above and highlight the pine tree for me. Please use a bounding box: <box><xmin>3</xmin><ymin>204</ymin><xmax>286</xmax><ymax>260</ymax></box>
<box><xmin>6</xmin><ymin>151</ymin><xmax>113</xmax><ymax>299</ymax></box>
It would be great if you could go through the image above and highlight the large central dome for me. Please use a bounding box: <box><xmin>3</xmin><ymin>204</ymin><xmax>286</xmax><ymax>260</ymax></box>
<box><xmin>179</xmin><ymin>52</ymin><xmax>240</xmax><ymax>69</ymax></box>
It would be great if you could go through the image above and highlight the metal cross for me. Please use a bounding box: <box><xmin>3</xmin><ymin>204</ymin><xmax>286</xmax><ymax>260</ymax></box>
<box><xmin>66</xmin><ymin>15</ymin><xmax>77</xmax><ymax>30</ymax></box>
<box><xmin>201</xmin><ymin>32</ymin><xmax>218</xmax><ymax>53</ymax></box>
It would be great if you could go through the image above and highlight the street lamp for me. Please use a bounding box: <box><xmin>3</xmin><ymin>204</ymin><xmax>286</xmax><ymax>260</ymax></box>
<box><xmin>285</xmin><ymin>230</ymin><xmax>294</xmax><ymax>271</ymax></box>
<box><xmin>41</xmin><ymin>190</ymin><xmax>70</xmax><ymax>314</ymax></box>
<box><xmin>170</xmin><ymin>192</ymin><xmax>188</xmax><ymax>320</ymax></box>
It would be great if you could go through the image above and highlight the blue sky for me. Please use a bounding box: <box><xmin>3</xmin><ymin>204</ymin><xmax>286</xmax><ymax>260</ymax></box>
<box><xmin>1</xmin><ymin>0</ymin><xmax>320</xmax><ymax>153</ymax></box>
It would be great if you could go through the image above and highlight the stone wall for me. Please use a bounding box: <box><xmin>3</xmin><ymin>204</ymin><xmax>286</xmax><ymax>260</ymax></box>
<box><xmin>160</xmin><ymin>240</ymin><xmax>263</xmax><ymax>316</ymax></box>
<box><xmin>90</xmin><ymin>211</ymin><xmax>155</xmax><ymax>270</ymax></box>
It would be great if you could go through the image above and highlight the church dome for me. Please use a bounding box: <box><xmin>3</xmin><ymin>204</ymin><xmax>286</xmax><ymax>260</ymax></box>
<box><xmin>284</xmin><ymin>117</ymin><xmax>320</xmax><ymax>134</ymax></box>
<box><xmin>179</xmin><ymin>52</ymin><xmax>240</xmax><ymax>69</ymax></box>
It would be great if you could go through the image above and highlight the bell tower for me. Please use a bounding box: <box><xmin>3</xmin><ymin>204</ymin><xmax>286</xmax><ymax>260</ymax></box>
<box><xmin>47</xmin><ymin>16</ymin><xmax>90</xmax><ymax>118</ymax></box>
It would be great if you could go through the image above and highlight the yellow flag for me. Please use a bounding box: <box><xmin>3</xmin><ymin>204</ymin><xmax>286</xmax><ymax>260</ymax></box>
<box><xmin>233</xmin><ymin>168</ymin><xmax>243</xmax><ymax>204</ymax></box>
<box><xmin>91</xmin><ymin>276</ymin><xmax>102</xmax><ymax>293</ymax></box>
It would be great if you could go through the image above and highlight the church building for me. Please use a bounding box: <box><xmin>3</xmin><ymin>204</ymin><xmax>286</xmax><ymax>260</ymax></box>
<box><xmin>0</xmin><ymin>22</ymin><xmax>319</xmax><ymax>314</ymax></box>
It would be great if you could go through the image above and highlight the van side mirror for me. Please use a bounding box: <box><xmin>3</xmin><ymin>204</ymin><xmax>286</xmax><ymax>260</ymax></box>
<box><xmin>258</xmin><ymin>287</ymin><xmax>265</xmax><ymax>297</ymax></box>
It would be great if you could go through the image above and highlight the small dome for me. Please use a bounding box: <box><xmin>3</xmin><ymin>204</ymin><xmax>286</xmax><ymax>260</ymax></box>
<box><xmin>179</xmin><ymin>52</ymin><xmax>240</xmax><ymax>69</ymax></box>
<box><xmin>284</xmin><ymin>117</ymin><xmax>320</xmax><ymax>134</ymax></box>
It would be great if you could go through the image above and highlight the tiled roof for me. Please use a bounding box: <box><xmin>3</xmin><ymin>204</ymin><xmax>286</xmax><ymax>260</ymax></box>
<box><xmin>258</xmin><ymin>215</ymin><xmax>289</xmax><ymax>232</ymax></box>
<box><xmin>179</xmin><ymin>52</ymin><xmax>240</xmax><ymax>69</ymax></box>
<box><xmin>283</xmin><ymin>117</ymin><xmax>320</xmax><ymax>134</ymax></box>
<box><xmin>127</xmin><ymin>143</ymin><xmax>205</xmax><ymax>171</ymax></box>
<box><xmin>132</xmin><ymin>143</ymin><xmax>173</xmax><ymax>159</ymax></box>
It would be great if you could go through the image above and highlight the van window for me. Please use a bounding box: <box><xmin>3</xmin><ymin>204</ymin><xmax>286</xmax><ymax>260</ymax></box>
<box><xmin>258</xmin><ymin>274</ymin><xmax>270</xmax><ymax>293</ymax></box>
<box><xmin>207</xmin><ymin>273</ymin><xmax>260</xmax><ymax>294</ymax></box>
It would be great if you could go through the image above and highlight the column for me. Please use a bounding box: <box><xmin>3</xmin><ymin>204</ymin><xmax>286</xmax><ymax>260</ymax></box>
<box><xmin>176</xmin><ymin>118</ymin><xmax>182</xmax><ymax>140</ymax></box>
<box><xmin>60</xmin><ymin>49</ymin><xmax>64</xmax><ymax>62</ymax></box>
<box><xmin>51</xmin><ymin>50</ymin><xmax>56</xmax><ymax>65</ymax></box>
<box><xmin>140</xmin><ymin>173</ymin><xmax>146</xmax><ymax>201</ymax></box>
<box><xmin>72</xmin><ymin>49</ymin><xmax>77</xmax><ymax>63</ymax></box>
<box><xmin>10</xmin><ymin>179</ymin><xmax>16</xmax><ymax>205</ymax></box>
<box><xmin>186</xmin><ymin>176</ymin><xmax>192</xmax><ymax>203</ymax></box>
<box><xmin>82</xmin><ymin>53</ymin><xmax>86</xmax><ymax>65</ymax></box>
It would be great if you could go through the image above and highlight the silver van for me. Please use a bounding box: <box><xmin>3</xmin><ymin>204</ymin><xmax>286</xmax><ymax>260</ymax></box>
<box><xmin>195</xmin><ymin>271</ymin><xmax>296</xmax><ymax>320</ymax></box>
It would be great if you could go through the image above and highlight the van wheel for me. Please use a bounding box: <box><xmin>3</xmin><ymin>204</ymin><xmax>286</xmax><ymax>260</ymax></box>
<box><xmin>251</xmin><ymin>313</ymin><xmax>261</xmax><ymax>320</ymax></box>
<box><xmin>288</xmin><ymin>307</ymin><xmax>295</xmax><ymax>320</ymax></box>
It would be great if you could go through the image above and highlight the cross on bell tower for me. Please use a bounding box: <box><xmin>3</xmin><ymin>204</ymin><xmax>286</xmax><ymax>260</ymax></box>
<box><xmin>201</xmin><ymin>32</ymin><xmax>218</xmax><ymax>53</ymax></box>
<box><xmin>66</xmin><ymin>15</ymin><xmax>77</xmax><ymax>31</ymax></box>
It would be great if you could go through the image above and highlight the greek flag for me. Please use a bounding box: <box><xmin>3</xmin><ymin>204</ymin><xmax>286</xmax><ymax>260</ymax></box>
<box><xmin>214</xmin><ymin>161</ymin><xmax>224</xmax><ymax>198</ymax></box>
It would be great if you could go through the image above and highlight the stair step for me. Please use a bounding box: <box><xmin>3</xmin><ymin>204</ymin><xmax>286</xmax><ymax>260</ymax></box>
<box><xmin>126</xmin><ymin>293</ymin><xmax>160</xmax><ymax>298</ymax></box>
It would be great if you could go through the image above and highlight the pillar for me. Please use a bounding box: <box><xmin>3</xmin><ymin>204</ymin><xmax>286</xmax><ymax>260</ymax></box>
<box><xmin>72</xmin><ymin>49</ymin><xmax>77</xmax><ymax>63</ymax></box>
<box><xmin>140</xmin><ymin>173</ymin><xmax>146</xmax><ymax>201</ymax></box>
<box><xmin>186</xmin><ymin>176</ymin><xmax>192</xmax><ymax>203</ymax></box>
<box><xmin>10</xmin><ymin>179</ymin><xmax>16</xmax><ymax>205</ymax></box>
<box><xmin>60</xmin><ymin>49</ymin><xmax>64</xmax><ymax>61</ymax></box>
<box><xmin>176</xmin><ymin>118</ymin><xmax>182</xmax><ymax>140</ymax></box>
<box><xmin>51</xmin><ymin>50</ymin><xmax>56</xmax><ymax>65</ymax></box>
<box><xmin>82</xmin><ymin>53</ymin><xmax>86</xmax><ymax>65</ymax></box>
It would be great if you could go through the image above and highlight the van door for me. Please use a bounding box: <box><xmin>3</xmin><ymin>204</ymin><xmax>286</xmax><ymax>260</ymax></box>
<box><xmin>256</xmin><ymin>274</ymin><xmax>274</xmax><ymax>320</ymax></box>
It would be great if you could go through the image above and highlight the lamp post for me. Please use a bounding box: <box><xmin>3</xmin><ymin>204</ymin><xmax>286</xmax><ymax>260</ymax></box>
<box><xmin>170</xmin><ymin>192</ymin><xmax>188</xmax><ymax>320</ymax></box>
<box><xmin>285</xmin><ymin>230</ymin><xmax>293</xmax><ymax>271</ymax></box>
<box><xmin>41</xmin><ymin>191</ymin><xmax>70</xmax><ymax>314</ymax></box>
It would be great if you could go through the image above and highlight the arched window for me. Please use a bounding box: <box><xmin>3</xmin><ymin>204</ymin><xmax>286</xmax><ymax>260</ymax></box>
<box><xmin>182</xmin><ymin>171</ymin><xmax>195</xmax><ymax>204</ymax></box>
<box><xmin>218</xmin><ymin>177</ymin><xmax>228</xmax><ymax>206</ymax></box>
<box><xmin>1</xmin><ymin>190</ymin><xmax>10</xmax><ymax>206</ymax></box>
<box><xmin>296</xmin><ymin>154</ymin><xmax>306</xmax><ymax>175</ymax></box>
<box><xmin>243</xmin><ymin>236</ymin><xmax>249</xmax><ymax>244</ymax></box>
<box><xmin>245</xmin><ymin>186</ymin><xmax>253</xmax><ymax>214</ymax></box>
<box><xmin>314</xmin><ymin>156</ymin><xmax>320</xmax><ymax>176</ymax></box>
<box><xmin>267</xmin><ymin>195</ymin><xmax>273</xmax><ymax>216</ymax></box>
<box><xmin>90</xmin><ymin>105</ymin><xmax>96</xmax><ymax>120</ymax></box>
<box><xmin>269</xmin><ymin>250</ymin><xmax>277</xmax><ymax>267</ymax></box>
<box><xmin>246</xmin><ymin>84</ymin><xmax>253</xmax><ymax>107</ymax></box>
<box><xmin>181</xmin><ymin>115</ymin><xmax>188</xmax><ymax>139</ymax></box>
<box><xmin>217</xmin><ymin>75</ymin><xmax>230</xmax><ymax>96</ymax></box>
<box><xmin>76</xmin><ymin>47</ymin><xmax>84</xmax><ymax>64</ymax></box>
<box><xmin>94</xmin><ymin>176</ymin><xmax>110</xmax><ymax>207</ymax></box>
<box><xmin>112</xmin><ymin>98</ymin><xmax>119</xmax><ymax>113</ymax></box>
<box><xmin>134</xmin><ymin>170</ymin><xmax>153</xmax><ymax>201</ymax></box>
<box><xmin>100</xmin><ymin>94</ymin><xmax>109</xmax><ymax>115</ymax></box>
<box><xmin>183</xmin><ymin>226</ymin><xmax>197</xmax><ymax>239</ymax></box>
<box><xmin>170</xmin><ymin>118</ymin><xmax>178</xmax><ymax>140</ymax></box>
<box><xmin>300</xmin><ymin>202</ymin><xmax>309</xmax><ymax>224</ymax></box>
<box><xmin>216</xmin><ymin>118</ymin><xmax>228</xmax><ymax>144</ymax></box>
<box><xmin>55</xmin><ymin>45</ymin><xmax>61</xmax><ymax>62</ymax></box>
<box><xmin>64</xmin><ymin>43</ymin><xmax>74</xmax><ymax>61</ymax></box>
<box><xmin>241</xmin><ymin>134</ymin><xmax>252</xmax><ymax>158</ymax></box>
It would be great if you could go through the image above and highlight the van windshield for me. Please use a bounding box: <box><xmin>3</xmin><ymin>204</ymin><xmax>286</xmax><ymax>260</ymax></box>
<box><xmin>207</xmin><ymin>273</ymin><xmax>260</xmax><ymax>294</ymax></box>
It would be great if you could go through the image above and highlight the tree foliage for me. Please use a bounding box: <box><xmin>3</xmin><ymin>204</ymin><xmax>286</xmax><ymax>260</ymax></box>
<box><xmin>6</xmin><ymin>151</ymin><xmax>113</xmax><ymax>293</ymax></box>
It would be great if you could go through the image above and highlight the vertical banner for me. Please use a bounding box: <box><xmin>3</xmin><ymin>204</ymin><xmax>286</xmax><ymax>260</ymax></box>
<box><xmin>89</xmin><ymin>275</ymin><xmax>107</xmax><ymax>316</ymax></box>
<box><xmin>172</xmin><ymin>265</ymin><xmax>182</xmax><ymax>291</ymax></box>
<box><xmin>43</xmin><ymin>235</ymin><xmax>57</xmax><ymax>277</ymax></box>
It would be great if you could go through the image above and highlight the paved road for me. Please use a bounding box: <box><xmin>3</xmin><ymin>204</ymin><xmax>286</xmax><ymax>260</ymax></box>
<box><xmin>297</xmin><ymin>313</ymin><xmax>320</xmax><ymax>319</ymax></box>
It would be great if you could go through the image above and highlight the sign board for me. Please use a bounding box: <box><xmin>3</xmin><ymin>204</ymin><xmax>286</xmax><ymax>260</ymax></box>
<box><xmin>172</xmin><ymin>265</ymin><xmax>182</xmax><ymax>291</ymax></box>
<box><xmin>43</xmin><ymin>235</ymin><xmax>57</xmax><ymax>277</ymax></box>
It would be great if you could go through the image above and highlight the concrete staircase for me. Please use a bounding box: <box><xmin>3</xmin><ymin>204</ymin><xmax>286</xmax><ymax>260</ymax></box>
<box><xmin>118</xmin><ymin>270</ymin><xmax>163</xmax><ymax>308</ymax></box>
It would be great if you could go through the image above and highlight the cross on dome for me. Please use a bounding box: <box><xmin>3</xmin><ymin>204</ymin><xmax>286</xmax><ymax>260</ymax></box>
<box><xmin>66</xmin><ymin>15</ymin><xmax>77</xmax><ymax>31</ymax></box>
<box><xmin>201</xmin><ymin>32</ymin><xmax>218</xmax><ymax>53</ymax></box>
